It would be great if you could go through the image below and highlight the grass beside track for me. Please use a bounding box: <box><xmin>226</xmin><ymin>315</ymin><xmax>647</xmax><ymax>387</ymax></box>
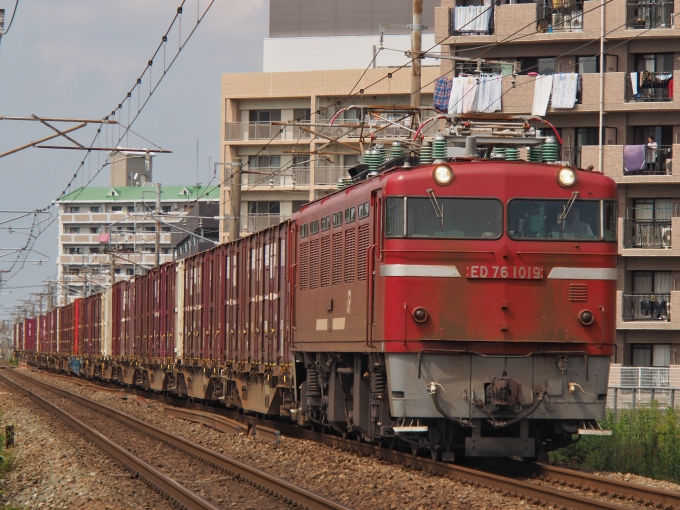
<box><xmin>552</xmin><ymin>405</ymin><xmax>680</xmax><ymax>484</ymax></box>
<box><xmin>0</xmin><ymin>410</ymin><xmax>19</xmax><ymax>510</ymax></box>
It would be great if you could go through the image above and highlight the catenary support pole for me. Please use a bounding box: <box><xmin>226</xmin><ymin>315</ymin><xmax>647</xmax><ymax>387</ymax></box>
<box><xmin>229</xmin><ymin>159</ymin><xmax>242</xmax><ymax>241</ymax></box>
<box><xmin>155</xmin><ymin>183</ymin><xmax>161</xmax><ymax>268</ymax></box>
<box><xmin>411</xmin><ymin>0</ymin><xmax>423</xmax><ymax>111</ymax></box>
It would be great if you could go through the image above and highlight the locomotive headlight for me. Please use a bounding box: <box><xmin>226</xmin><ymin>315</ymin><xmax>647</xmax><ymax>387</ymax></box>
<box><xmin>557</xmin><ymin>167</ymin><xmax>577</xmax><ymax>187</ymax></box>
<box><xmin>432</xmin><ymin>164</ymin><xmax>454</xmax><ymax>186</ymax></box>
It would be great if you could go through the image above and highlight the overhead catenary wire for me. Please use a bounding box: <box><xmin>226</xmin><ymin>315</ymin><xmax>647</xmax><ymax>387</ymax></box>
<box><xmin>1</xmin><ymin>0</ymin><xmax>20</xmax><ymax>36</ymax></box>
<box><xmin>2</xmin><ymin>1</ymin><xmax>216</xmax><ymax>305</ymax></box>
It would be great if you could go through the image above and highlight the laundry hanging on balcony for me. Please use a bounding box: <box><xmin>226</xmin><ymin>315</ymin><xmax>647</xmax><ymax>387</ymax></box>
<box><xmin>531</xmin><ymin>75</ymin><xmax>553</xmax><ymax>116</ymax></box>
<box><xmin>624</xmin><ymin>145</ymin><xmax>646</xmax><ymax>172</ymax></box>
<box><xmin>434</xmin><ymin>76</ymin><xmax>453</xmax><ymax>111</ymax></box>
<box><xmin>551</xmin><ymin>72</ymin><xmax>580</xmax><ymax>109</ymax></box>
<box><xmin>448</xmin><ymin>74</ymin><xmax>502</xmax><ymax>114</ymax></box>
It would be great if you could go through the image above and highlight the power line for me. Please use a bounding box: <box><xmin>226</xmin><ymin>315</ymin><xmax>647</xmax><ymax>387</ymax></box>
<box><xmin>0</xmin><ymin>0</ymin><xmax>20</xmax><ymax>36</ymax></box>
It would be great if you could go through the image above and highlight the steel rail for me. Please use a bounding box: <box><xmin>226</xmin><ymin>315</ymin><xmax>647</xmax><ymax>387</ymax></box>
<box><xmin>529</xmin><ymin>463</ymin><xmax>680</xmax><ymax>510</ymax></box>
<box><xmin>0</xmin><ymin>370</ymin><xmax>219</xmax><ymax>510</ymax></box>
<box><xmin>29</xmin><ymin>369</ymin><xmax>674</xmax><ymax>510</ymax></box>
<box><xmin>6</xmin><ymin>369</ymin><xmax>349</xmax><ymax>510</ymax></box>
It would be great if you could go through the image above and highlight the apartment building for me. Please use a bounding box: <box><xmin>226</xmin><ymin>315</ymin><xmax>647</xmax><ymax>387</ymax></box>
<box><xmin>220</xmin><ymin>0</ymin><xmax>442</xmax><ymax>243</ymax></box>
<box><xmin>434</xmin><ymin>0</ymin><xmax>680</xmax><ymax>368</ymax></box>
<box><xmin>57</xmin><ymin>151</ymin><xmax>219</xmax><ymax>304</ymax></box>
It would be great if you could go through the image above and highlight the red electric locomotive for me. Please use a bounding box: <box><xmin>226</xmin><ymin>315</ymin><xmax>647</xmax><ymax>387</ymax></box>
<box><xmin>14</xmin><ymin>128</ymin><xmax>617</xmax><ymax>460</ymax></box>
<box><xmin>291</xmin><ymin>156</ymin><xmax>616</xmax><ymax>459</ymax></box>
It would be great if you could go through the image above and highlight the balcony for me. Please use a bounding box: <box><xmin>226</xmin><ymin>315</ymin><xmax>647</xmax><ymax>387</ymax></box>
<box><xmin>57</xmin><ymin>253</ymin><xmax>173</xmax><ymax>266</ymax></box>
<box><xmin>536</xmin><ymin>0</ymin><xmax>583</xmax><ymax>33</ymax></box>
<box><xmin>315</xmin><ymin>166</ymin><xmax>350</xmax><ymax>186</ymax></box>
<box><xmin>608</xmin><ymin>365</ymin><xmax>680</xmax><ymax>410</ymax></box>
<box><xmin>242</xmin><ymin>167</ymin><xmax>307</xmax><ymax>188</ymax></box>
<box><xmin>626</xmin><ymin>0</ymin><xmax>674</xmax><ymax>29</ymax></box>
<box><xmin>623</xmin><ymin>293</ymin><xmax>670</xmax><ymax>321</ymax></box>
<box><xmin>623</xmin><ymin>219</ymin><xmax>672</xmax><ymax>248</ymax></box>
<box><xmin>60</xmin><ymin>233</ymin><xmax>172</xmax><ymax>244</ymax></box>
<box><xmin>627</xmin><ymin>72</ymin><xmax>673</xmax><ymax>102</ymax></box>
<box><xmin>243</xmin><ymin>214</ymin><xmax>291</xmax><ymax>233</ymax></box>
<box><xmin>450</xmin><ymin>5</ymin><xmax>493</xmax><ymax>35</ymax></box>
<box><xmin>225</xmin><ymin>122</ymin><xmax>310</xmax><ymax>142</ymax></box>
<box><xmin>623</xmin><ymin>145</ymin><xmax>672</xmax><ymax>175</ymax></box>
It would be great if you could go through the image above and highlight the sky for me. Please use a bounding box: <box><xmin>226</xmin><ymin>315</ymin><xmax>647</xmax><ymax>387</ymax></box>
<box><xmin>0</xmin><ymin>0</ymin><xmax>269</xmax><ymax>318</ymax></box>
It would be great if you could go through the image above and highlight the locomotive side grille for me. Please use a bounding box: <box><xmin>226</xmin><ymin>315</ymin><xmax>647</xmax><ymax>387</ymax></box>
<box><xmin>309</xmin><ymin>239</ymin><xmax>320</xmax><ymax>289</ymax></box>
<box><xmin>569</xmin><ymin>284</ymin><xmax>587</xmax><ymax>302</ymax></box>
<box><xmin>332</xmin><ymin>232</ymin><xmax>343</xmax><ymax>285</ymax></box>
<box><xmin>344</xmin><ymin>229</ymin><xmax>356</xmax><ymax>283</ymax></box>
<box><xmin>320</xmin><ymin>236</ymin><xmax>331</xmax><ymax>287</ymax></box>
<box><xmin>357</xmin><ymin>224</ymin><xmax>370</xmax><ymax>281</ymax></box>
<box><xmin>299</xmin><ymin>242</ymin><xmax>309</xmax><ymax>291</ymax></box>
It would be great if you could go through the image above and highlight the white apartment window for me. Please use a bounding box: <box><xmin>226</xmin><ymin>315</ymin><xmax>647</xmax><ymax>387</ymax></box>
<box><xmin>145</xmin><ymin>226</ymin><xmax>156</xmax><ymax>232</ymax></box>
<box><xmin>90</xmin><ymin>206</ymin><xmax>101</xmax><ymax>213</ymax></box>
<box><xmin>161</xmin><ymin>226</ymin><xmax>171</xmax><ymax>232</ymax></box>
<box><xmin>126</xmin><ymin>269</ymin><xmax>134</xmax><ymax>276</ymax></box>
<box><xmin>69</xmin><ymin>207</ymin><xmax>80</xmax><ymax>213</ymax></box>
<box><xmin>111</xmin><ymin>206</ymin><xmax>122</xmax><ymax>212</ymax></box>
<box><xmin>162</xmin><ymin>206</ymin><xmax>172</xmax><ymax>213</ymax></box>
<box><xmin>90</xmin><ymin>227</ymin><xmax>99</xmax><ymax>234</ymax></box>
<box><xmin>69</xmin><ymin>227</ymin><xmax>80</xmax><ymax>234</ymax></box>
<box><xmin>67</xmin><ymin>247</ymin><xmax>83</xmax><ymax>254</ymax></box>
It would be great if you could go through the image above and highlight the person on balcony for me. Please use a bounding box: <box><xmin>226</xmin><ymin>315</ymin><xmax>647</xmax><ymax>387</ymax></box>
<box><xmin>646</xmin><ymin>136</ymin><xmax>658</xmax><ymax>171</ymax></box>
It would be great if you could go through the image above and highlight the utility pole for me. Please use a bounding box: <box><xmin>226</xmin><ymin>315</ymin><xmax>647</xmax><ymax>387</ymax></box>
<box><xmin>229</xmin><ymin>159</ymin><xmax>242</xmax><ymax>242</ymax></box>
<box><xmin>110</xmin><ymin>255</ymin><xmax>116</xmax><ymax>285</ymax></box>
<box><xmin>410</xmin><ymin>0</ymin><xmax>423</xmax><ymax>110</ymax></box>
<box><xmin>155</xmin><ymin>182</ymin><xmax>161</xmax><ymax>268</ymax></box>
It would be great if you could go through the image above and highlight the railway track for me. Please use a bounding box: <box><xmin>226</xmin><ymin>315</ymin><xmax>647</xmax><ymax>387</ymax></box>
<box><xmin>20</xmin><ymin>368</ymin><xmax>680</xmax><ymax>510</ymax></box>
<box><xmin>0</xmin><ymin>368</ymin><xmax>349</xmax><ymax>510</ymax></box>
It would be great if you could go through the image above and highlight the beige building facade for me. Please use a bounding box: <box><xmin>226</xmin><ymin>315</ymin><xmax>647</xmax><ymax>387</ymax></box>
<box><xmin>436</xmin><ymin>0</ymin><xmax>680</xmax><ymax>367</ymax></box>
<box><xmin>219</xmin><ymin>66</ymin><xmax>440</xmax><ymax>243</ymax></box>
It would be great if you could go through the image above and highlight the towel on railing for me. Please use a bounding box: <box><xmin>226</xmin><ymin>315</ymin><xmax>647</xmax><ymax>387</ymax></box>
<box><xmin>552</xmin><ymin>73</ymin><xmax>579</xmax><ymax>109</ymax></box>
<box><xmin>531</xmin><ymin>75</ymin><xmax>553</xmax><ymax>116</ymax></box>
<box><xmin>624</xmin><ymin>145</ymin><xmax>646</xmax><ymax>172</ymax></box>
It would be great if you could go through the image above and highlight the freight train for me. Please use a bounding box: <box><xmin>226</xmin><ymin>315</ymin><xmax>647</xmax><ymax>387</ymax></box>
<box><xmin>14</xmin><ymin>136</ymin><xmax>617</xmax><ymax>460</ymax></box>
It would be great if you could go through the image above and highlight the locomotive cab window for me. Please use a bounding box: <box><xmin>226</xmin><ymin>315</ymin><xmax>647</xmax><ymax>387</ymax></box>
<box><xmin>358</xmin><ymin>202</ymin><xmax>370</xmax><ymax>219</ymax></box>
<box><xmin>508</xmin><ymin>199</ymin><xmax>617</xmax><ymax>241</ymax></box>
<box><xmin>385</xmin><ymin>197</ymin><xmax>502</xmax><ymax>239</ymax></box>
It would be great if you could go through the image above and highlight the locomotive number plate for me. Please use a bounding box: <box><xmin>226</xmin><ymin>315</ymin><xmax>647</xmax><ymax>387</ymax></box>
<box><xmin>466</xmin><ymin>265</ymin><xmax>544</xmax><ymax>279</ymax></box>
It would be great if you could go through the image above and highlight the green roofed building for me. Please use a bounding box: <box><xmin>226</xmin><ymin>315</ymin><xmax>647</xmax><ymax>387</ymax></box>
<box><xmin>57</xmin><ymin>177</ymin><xmax>219</xmax><ymax>305</ymax></box>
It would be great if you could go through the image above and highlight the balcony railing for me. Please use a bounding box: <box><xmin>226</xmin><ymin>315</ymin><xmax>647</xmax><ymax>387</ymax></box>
<box><xmin>627</xmin><ymin>71</ymin><xmax>673</xmax><ymax>102</ymax></box>
<box><xmin>623</xmin><ymin>219</ymin><xmax>672</xmax><ymax>248</ymax></box>
<box><xmin>242</xmin><ymin>167</ymin><xmax>310</xmax><ymax>187</ymax></box>
<box><xmin>623</xmin><ymin>292</ymin><xmax>670</xmax><ymax>321</ymax></box>
<box><xmin>556</xmin><ymin>147</ymin><xmax>581</xmax><ymax>167</ymax></box>
<box><xmin>623</xmin><ymin>145</ymin><xmax>672</xmax><ymax>175</ymax></box>
<box><xmin>315</xmin><ymin>166</ymin><xmax>350</xmax><ymax>186</ymax></box>
<box><xmin>626</xmin><ymin>0</ymin><xmax>673</xmax><ymax>29</ymax></box>
<box><xmin>450</xmin><ymin>5</ymin><xmax>494</xmax><ymax>35</ymax></box>
<box><xmin>244</xmin><ymin>214</ymin><xmax>291</xmax><ymax>233</ymax></box>
<box><xmin>225</xmin><ymin>122</ymin><xmax>311</xmax><ymax>142</ymax></box>
<box><xmin>536</xmin><ymin>0</ymin><xmax>583</xmax><ymax>33</ymax></box>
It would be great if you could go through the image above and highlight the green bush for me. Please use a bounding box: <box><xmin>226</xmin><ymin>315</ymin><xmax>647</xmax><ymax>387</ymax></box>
<box><xmin>551</xmin><ymin>404</ymin><xmax>680</xmax><ymax>483</ymax></box>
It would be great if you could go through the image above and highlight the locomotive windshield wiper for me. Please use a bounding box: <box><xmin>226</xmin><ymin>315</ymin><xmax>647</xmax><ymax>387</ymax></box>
<box><xmin>426</xmin><ymin>189</ymin><xmax>444</xmax><ymax>219</ymax></box>
<box><xmin>558</xmin><ymin>191</ymin><xmax>579</xmax><ymax>225</ymax></box>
